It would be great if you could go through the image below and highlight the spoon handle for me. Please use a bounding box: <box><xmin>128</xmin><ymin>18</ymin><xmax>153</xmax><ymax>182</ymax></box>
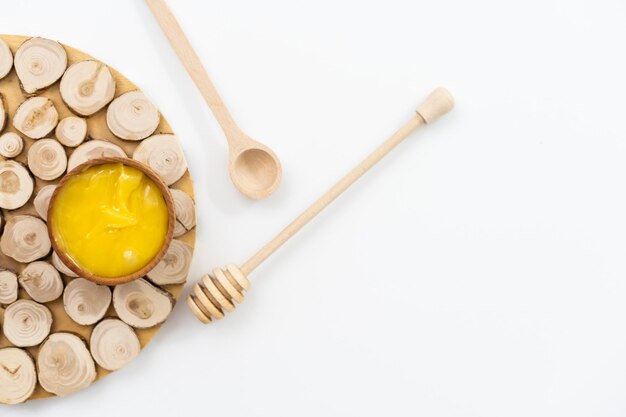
<box><xmin>241</xmin><ymin>88</ymin><xmax>455</xmax><ymax>275</ymax></box>
<box><xmin>145</xmin><ymin>0</ymin><xmax>242</xmax><ymax>140</ymax></box>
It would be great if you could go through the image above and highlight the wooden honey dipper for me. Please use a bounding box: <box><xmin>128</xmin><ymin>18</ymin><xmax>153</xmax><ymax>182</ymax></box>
<box><xmin>187</xmin><ymin>88</ymin><xmax>455</xmax><ymax>323</ymax></box>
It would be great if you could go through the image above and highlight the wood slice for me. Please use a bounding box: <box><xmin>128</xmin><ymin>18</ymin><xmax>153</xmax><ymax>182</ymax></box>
<box><xmin>0</xmin><ymin>34</ymin><xmax>196</xmax><ymax>402</ymax></box>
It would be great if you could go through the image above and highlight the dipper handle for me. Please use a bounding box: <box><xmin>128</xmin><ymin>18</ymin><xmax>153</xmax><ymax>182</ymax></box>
<box><xmin>241</xmin><ymin>88</ymin><xmax>454</xmax><ymax>275</ymax></box>
<box><xmin>188</xmin><ymin>88</ymin><xmax>454</xmax><ymax>323</ymax></box>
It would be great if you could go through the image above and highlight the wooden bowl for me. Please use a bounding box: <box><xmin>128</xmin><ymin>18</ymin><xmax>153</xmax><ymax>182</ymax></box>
<box><xmin>47</xmin><ymin>156</ymin><xmax>176</xmax><ymax>286</ymax></box>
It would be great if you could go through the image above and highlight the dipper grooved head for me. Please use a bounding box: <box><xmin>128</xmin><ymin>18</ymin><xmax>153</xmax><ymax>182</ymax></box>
<box><xmin>187</xmin><ymin>265</ymin><xmax>250</xmax><ymax>323</ymax></box>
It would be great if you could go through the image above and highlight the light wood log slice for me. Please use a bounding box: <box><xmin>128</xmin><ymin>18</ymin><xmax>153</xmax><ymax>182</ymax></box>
<box><xmin>60</xmin><ymin>60</ymin><xmax>115</xmax><ymax>116</ymax></box>
<box><xmin>27</xmin><ymin>138</ymin><xmax>67</xmax><ymax>180</ymax></box>
<box><xmin>18</xmin><ymin>261</ymin><xmax>63</xmax><ymax>303</ymax></box>
<box><xmin>66</xmin><ymin>139</ymin><xmax>125</xmax><ymax>171</ymax></box>
<box><xmin>171</xmin><ymin>188</ymin><xmax>196</xmax><ymax>237</ymax></box>
<box><xmin>0</xmin><ymin>215</ymin><xmax>51</xmax><ymax>263</ymax></box>
<box><xmin>2</xmin><ymin>300</ymin><xmax>53</xmax><ymax>347</ymax></box>
<box><xmin>113</xmin><ymin>279</ymin><xmax>174</xmax><ymax>329</ymax></box>
<box><xmin>14</xmin><ymin>37</ymin><xmax>67</xmax><ymax>94</ymax></box>
<box><xmin>63</xmin><ymin>278</ymin><xmax>111</xmax><ymax>326</ymax></box>
<box><xmin>0</xmin><ymin>347</ymin><xmax>37</xmax><ymax>404</ymax></box>
<box><xmin>0</xmin><ymin>132</ymin><xmax>24</xmax><ymax>158</ymax></box>
<box><xmin>133</xmin><ymin>134</ymin><xmax>187</xmax><ymax>185</ymax></box>
<box><xmin>0</xmin><ymin>269</ymin><xmax>18</xmax><ymax>304</ymax></box>
<box><xmin>33</xmin><ymin>184</ymin><xmax>55</xmax><ymax>220</ymax></box>
<box><xmin>147</xmin><ymin>239</ymin><xmax>192</xmax><ymax>285</ymax></box>
<box><xmin>0</xmin><ymin>38</ymin><xmax>12</xmax><ymax>81</ymax></box>
<box><xmin>90</xmin><ymin>319</ymin><xmax>140</xmax><ymax>371</ymax></box>
<box><xmin>55</xmin><ymin>116</ymin><xmax>87</xmax><ymax>147</ymax></box>
<box><xmin>37</xmin><ymin>332</ymin><xmax>96</xmax><ymax>397</ymax></box>
<box><xmin>52</xmin><ymin>250</ymin><xmax>78</xmax><ymax>277</ymax></box>
<box><xmin>0</xmin><ymin>35</ymin><xmax>195</xmax><ymax>403</ymax></box>
<box><xmin>106</xmin><ymin>91</ymin><xmax>159</xmax><ymax>140</ymax></box>
<box><xmin>12</xmin><ymin>96</ymin><xmax>58</xmax><ymax>139</ymax></box>
<box><xmin>0</xmin><ymin>160</ymin><xmax>33</xmax><ymax>209</ymax></box>
<box><xmin>0</xmin><ymin>93</ymin><xmax>6</xmax><ymax>133</ymax></box>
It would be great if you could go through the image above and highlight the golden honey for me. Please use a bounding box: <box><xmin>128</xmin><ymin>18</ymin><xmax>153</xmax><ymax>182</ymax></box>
<box><xmin>50</xmin><ymin>162</ymin><xmax>169</xmax><ymax>278</ymax></box>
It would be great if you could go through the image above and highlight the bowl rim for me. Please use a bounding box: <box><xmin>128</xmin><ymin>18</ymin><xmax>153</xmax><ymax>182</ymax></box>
<box><xmin>47</xmin><ymin>156</ymin><xmax>176</xmax><ymax>286</ymax></box>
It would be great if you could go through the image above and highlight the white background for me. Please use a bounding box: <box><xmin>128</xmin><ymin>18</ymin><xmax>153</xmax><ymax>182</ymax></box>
<box><xmin>3</xmin><ymin>0</ymin><xmax>626</xmax><ymax>415</ymax></box>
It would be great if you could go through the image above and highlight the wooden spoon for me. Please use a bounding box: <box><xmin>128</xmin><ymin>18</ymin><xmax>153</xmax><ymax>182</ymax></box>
<box><xmin>145</xmin><ymin>0</ymin><xmax>281</xmax><ymax>199</ymax></box>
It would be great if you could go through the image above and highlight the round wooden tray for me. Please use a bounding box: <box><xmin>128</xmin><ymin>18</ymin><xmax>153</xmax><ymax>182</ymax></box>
<box><xmin>0</xmin><ymin>34</ymin><xmax>195</xmax><ymax>402</ymax></box>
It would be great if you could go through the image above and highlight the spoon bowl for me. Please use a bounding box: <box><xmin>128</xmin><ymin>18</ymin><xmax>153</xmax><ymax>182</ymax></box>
<box><xmin>230</xmin><ymin>145</ymin><xmax>281</xmax><ymax>199</ymax></box>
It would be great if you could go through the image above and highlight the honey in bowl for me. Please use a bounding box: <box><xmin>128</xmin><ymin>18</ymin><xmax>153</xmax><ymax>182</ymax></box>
<box><xmin>49</xmin><ymin>158</ymin><xmax>174</xmax><ymax>284</ymax></box>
